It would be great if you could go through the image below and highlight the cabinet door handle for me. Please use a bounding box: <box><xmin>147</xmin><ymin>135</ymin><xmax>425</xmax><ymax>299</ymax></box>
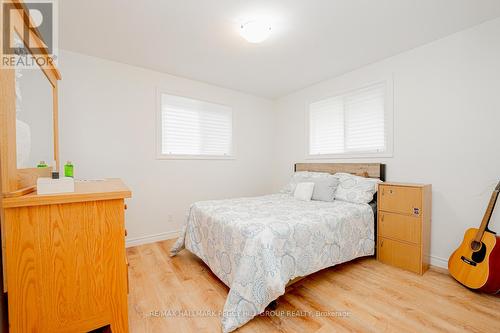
<box><xmin>381</xmin><ymin>240</ymin><xmax>384</xmax><ymax>247</ymax></box>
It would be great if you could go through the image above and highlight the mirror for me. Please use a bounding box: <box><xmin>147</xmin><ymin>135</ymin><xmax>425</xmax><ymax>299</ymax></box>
<box><xmin>14</xmin><ymin>32</ymin><xmax>55</xmax><ymax>169</ymax></box>
<box><xmin>0</xmin><ymin>2</ymin><xmax>61</xmax><ymax>195</ymax></box>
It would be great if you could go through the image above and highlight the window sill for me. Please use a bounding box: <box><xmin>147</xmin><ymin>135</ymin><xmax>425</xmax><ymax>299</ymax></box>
<box><xmin>306</xmin><ymin>152</ymin><xmax>393</xmax><ymax>159</ymax></box>
<box><xmin>156</xmin><ymin>154</ymin><xmax>236</xmax><ymax>160</ymax></box>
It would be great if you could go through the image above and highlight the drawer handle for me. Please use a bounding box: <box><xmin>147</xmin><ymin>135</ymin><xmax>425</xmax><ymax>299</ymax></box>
<box><xmin>413</xmin><ymin>208</ymin><xmax>420</xmax><ymax>216</ymax></box>
<box><xmin>382</xmin><ymin>188</ymin><xmax>394</xmax><ymax>196</ymax></box>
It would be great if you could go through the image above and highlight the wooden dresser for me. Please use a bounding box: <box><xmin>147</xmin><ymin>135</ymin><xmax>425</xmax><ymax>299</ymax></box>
<box><xmin>1</xmin><ymin>179</ymin><xmax>131</xmax><ymax>332</ymax></box>
<box><xmin>377</xmin><ymin>182</ymin><xmax>432</xmax><ymax>275</ymax></box>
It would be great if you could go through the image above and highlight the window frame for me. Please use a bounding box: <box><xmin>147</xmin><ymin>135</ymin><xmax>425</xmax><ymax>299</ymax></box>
<box><xmin>305</xmin><ymin>78</ymin><xmax>394</xmax><ymax>159</ymax></box>
<box><xmin>155</xmin><ymin>89</ymin><xmax>236</xmax><ymax>160</ymax></box>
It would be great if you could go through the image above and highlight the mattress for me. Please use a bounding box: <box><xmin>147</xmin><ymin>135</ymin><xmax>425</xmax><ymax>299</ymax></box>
<box><xmin>171</xmin><ymin>194</ymin><xmax>375</xmax><ymax>332</ymax></box>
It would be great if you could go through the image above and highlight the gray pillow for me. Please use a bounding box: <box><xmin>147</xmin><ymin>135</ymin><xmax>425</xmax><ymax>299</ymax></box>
<box><xmin>310</xmin><ymin>177</ymin><xmax>340</xmax><ymax>202</ymax></box>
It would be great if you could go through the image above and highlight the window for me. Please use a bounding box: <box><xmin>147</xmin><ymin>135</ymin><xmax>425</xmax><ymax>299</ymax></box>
<box><xmin>308</xmin><ymin>82</ymin><xmax>392</xmax><ymax>157</ymax></box>
<box><xmin>158</xmin><ymin>93</ymin><xmax>233</xmax><ymax>159</ymax></box>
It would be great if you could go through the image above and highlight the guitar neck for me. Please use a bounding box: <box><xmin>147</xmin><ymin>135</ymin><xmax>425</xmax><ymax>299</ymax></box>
<box><xmin>475</xmin><ymin>183</ymin><xmax>500</xmax><ymax>242</ymax></box>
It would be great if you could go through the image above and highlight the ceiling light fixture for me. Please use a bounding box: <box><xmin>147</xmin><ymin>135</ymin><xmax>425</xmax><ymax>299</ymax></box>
<box><xmin>239</xmin><ymin>20</ymin><xmax>272</xmax><ymax>43</ymax></box>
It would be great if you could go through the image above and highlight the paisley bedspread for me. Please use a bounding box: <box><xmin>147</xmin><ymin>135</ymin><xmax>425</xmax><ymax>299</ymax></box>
<box><xmin>170</xmin><ymin>194</ymin><xmax>374</xmax><ymax>332</ymax></box>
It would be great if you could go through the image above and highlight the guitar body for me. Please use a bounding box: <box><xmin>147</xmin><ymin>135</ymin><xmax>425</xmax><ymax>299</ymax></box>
<box><xmin>448</xmin><ymin>228</ymin><xmax>500</xmax><ymax>293</ymax></box>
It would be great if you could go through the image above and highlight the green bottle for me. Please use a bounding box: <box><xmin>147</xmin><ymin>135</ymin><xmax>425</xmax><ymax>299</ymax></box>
<box><xmin>64</xmin><ymin>161</ymin><xmax>74</xmax><ymax>178</ymax></box>
<box><xmin>37</xmin><ymin>161</ymin><xmax>48</xmax><ymax>168</ymax></box>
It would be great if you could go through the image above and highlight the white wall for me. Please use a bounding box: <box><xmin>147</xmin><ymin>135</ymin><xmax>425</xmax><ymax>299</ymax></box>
<box><xmin>58</xmin><ymin>51</ymin><xmax>275</xmax><ymax>246</ymax></box>
<box><xmin>273</xmin><ymin>18</ymin><xmax>500</xmax><ymax>267</ymax></box>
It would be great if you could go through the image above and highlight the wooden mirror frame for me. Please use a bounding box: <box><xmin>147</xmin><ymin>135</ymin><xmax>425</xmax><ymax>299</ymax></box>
<box><xmin>0</xmin><ymin>0</ymin><xmax>62</xmax><ymax>197</ymax></box>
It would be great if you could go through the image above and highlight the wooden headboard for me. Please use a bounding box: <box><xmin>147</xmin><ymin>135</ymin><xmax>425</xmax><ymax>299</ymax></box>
<box><xmin>295</xmin><ymin>163</ymin><xmax>386</xmax><ymax>181</ymax></box>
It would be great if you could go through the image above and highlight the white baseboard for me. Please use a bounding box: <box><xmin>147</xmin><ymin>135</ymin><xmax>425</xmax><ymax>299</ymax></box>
<box><xmin>430</xmin><ymin>255</ymin><xmax>448</xmax><ymax>269</ymax></box>
<box><xmin>126</xmin><ymin>230</ymin><xmax>181</xmax><ymax>248</ymax></box>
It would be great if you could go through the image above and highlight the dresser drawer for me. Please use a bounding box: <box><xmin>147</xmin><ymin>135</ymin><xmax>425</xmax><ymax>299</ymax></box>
<box><xmin>379</xmin><ymin>185</ymin><xmax>422</xmax><ymax>216</ymax></box>
<box><xmin>378</xmin><ymin>212</ymin><xmax>421</xmax><ymax>244</ymax></box>
<box><xmin>378</xmin><ymin>238</ymin><xmax>421</xmax><ymax>274</ymax></box>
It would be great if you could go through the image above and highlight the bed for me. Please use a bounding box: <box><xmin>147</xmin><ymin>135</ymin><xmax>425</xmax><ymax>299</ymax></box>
<box><xmin>170</xmin><ymin>163</ymin><xmax>385</xmax><ymax>332</ymax></box>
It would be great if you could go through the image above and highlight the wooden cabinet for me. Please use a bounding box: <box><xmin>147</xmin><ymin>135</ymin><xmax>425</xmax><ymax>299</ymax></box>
<box><xmin>1</xmin><ymin>179</ymin><xmax>131</xmax><ymax>332</ymax></box>
<box><xmin>377</xmin><ymin>182</ymin><xmax>431</xmax><ymax>275</ymax></box>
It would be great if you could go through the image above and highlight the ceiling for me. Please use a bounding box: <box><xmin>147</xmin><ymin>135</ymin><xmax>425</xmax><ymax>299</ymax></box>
<box><xmin>59</xmin><ymin>0</ymin><xmax>500</xmax><ymax>99</ymax></box>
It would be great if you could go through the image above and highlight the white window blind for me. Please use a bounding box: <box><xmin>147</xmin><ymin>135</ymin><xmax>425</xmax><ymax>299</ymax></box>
<box><xmin>160</xmin><ymin>94</ymin><xmax>233</xmax><ymax>157</ymax></box>
<box><xmin>309</xmin><ymin>82</ymin><xmax>386</xmax><ymax>156</ymax></box>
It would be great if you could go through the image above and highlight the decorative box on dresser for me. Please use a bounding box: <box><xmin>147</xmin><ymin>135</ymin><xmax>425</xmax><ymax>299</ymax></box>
<box><xmin>377</xmin><ymin>182</ymin><xmax>432</xmax><ymax>275</ymax></box>
<box><xmin>1</xmin><ymin>179</ymin><xmax>131</xmax><ymax>333</ymax></box>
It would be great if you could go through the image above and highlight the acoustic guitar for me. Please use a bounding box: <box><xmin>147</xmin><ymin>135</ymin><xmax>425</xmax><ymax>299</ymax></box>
<box><xmin>448</xmin><ymin>181</ymin><xmax>500</xmax><ymax>294</ymax></box>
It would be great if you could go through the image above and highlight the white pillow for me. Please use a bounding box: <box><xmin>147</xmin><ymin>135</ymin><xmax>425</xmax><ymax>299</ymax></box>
<box><xmin>334</xmin><ymin>173</ymin><xmax>382</xmax><ymax>204</ymax></box>
<box><xmin>281</xmin><ymin>171</ymin><xmax>331</xmax><ymax>194</ymax></box>
<box><xmin>294</xmin><ymin>182</ymin><xmax>315</xmax><ymax>201</ymax></box>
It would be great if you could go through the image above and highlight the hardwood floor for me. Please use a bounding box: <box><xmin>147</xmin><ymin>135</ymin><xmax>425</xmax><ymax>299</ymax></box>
<box><xmin>127</xmin><ymin>239</ymin><xmax>500</xmax><ymax>333</ymax></box>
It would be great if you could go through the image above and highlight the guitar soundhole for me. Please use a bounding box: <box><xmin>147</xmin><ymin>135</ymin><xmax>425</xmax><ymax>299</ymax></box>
<box><xmin>471</xmin><ymin>242</ymin><xmax>487</xmax><ymax>263</ymax></box>
<box><xmin>470</xmin><ymin>240</ymin><xmax>482</xmax><ymax>251</ymax></box>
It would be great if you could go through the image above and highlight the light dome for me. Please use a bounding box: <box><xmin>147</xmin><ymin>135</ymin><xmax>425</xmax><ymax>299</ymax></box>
<box><xmin>239</xmin><ymin>21</ymin><xmax>272</xmax><ymax>43</ymax></box>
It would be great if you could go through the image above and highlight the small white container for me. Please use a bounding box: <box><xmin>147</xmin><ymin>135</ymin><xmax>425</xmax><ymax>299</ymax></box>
<box><xmin>37</xmin><ymin>177</ymin><xmax>75</xmax><ymax>195</ymax></box>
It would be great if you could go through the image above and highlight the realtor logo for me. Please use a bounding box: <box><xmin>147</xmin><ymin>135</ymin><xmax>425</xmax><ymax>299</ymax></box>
<box><xmin>2</xmin><ymin>0</ymin><xmax>58</xmax><ymax>68</ymax></box>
